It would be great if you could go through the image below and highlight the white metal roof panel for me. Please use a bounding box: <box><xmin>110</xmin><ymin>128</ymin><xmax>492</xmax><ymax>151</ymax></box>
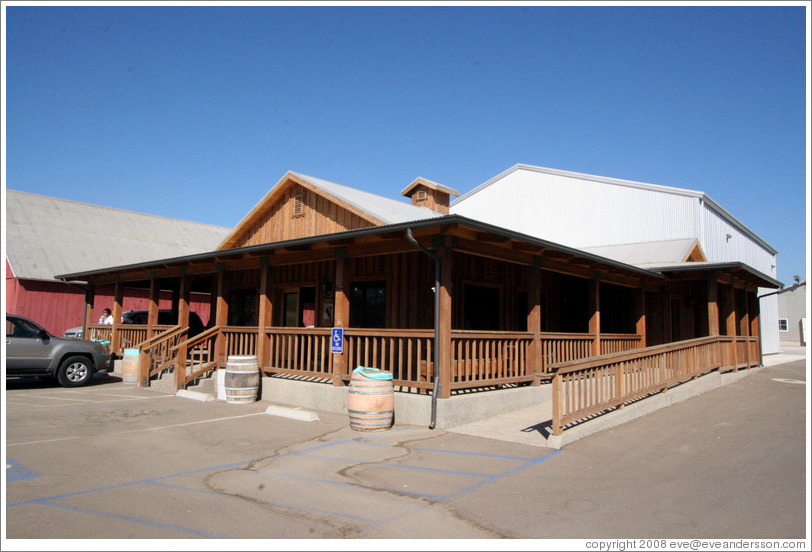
<box><xmin>581</xmin><ymin>238</ymin><xmax>699</xmax><ymax>267</ymax></box>
<box><xmin>291</xmin><ymin>172</ymin><xmax>443</xmax><ymax>225</ymax></box>
<box><xmin>5</xmin><ymin>190</ymin><xmax>231</xmax><ymax>281</ymax></box>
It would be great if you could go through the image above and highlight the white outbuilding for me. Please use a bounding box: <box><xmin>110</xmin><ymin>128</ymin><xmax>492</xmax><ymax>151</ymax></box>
<box><xmin>451</xmin><ymin>164</ymin><xmax>781</xmax><ymax>355</ymax></box>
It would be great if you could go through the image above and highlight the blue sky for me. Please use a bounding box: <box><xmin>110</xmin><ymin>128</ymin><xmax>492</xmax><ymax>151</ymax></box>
<box><xmin>3</xmin><ymin>3</ymin><xmax>809</xmax><ymax>283</ymax></box>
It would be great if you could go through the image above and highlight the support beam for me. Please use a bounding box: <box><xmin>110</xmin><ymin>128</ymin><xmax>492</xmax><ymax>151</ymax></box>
<box><xmin>725</xmin><ymin>284</ymin><xmax>737</xmax><ymax>336</ymax></box>
<box><xmin>527</xmin><ymin>266</ymin><xmax>542</xmax><ymax>384</ymax></box>
<box><xmin>257</xmin><ymin>261</ymin><xmax>273</xmax><ymax>370</ymax></box>
<box><xmin>83</xmin><ymin>284</ymin><xmax>95</xmax><ymax>342</ymax></box>
<box><xmin>438</xmin><ymin>246</ymin><xmax>453</xmax><ymax>399</ymax></box>
<box><xmin>707</xmin><ymin>275</ymin><xmax>720</xmax><ymax>336</ymax></box>
<box><xmin>636</xmin><ymin>288</ymin><xmax>647</xmax><ymax>348</ymax></box>
<box><xmin>147</xmin><ymin>273</ymin><xmax>159</xmax><ymax>338</ymax></box>
<box><xmin>749</xmin><ymin>291</ymin><xmax>762</xmax><ymax>367</ymax></box>
<box><xmin>589</xmin><ymin>279</ymin><xmax>601</xmax><ymax>357</ymax></box>
<box><xmin>332</xmin><ymin>251</ymin><xmax>350</xmax><ymax>386</ymax></box>
<box><xmin>724</xmin><ymin>283</ymin><xmax>738</xmax><ymax>371</ymax></box>
<box><xmin>213</xmin><ymin>266</ymin><xmax>229</xmax><ymax>366</ymax></box>
<box><xmin>174</xmin><ymin>269</ymin><xmax>190</xmax><ymax>390</ymax></box>
<box><xmin>112</xmin><ymin>277</ymin><xmax>123</xmax><ymax>354</ymax></box>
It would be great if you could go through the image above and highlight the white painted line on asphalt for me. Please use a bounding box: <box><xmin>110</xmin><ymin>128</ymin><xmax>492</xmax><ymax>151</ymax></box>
<box><xmin>16</xmin><ymin>393</ymin><xmax>109</xmax><ymax>402</ymax></box>
<box><xmin>4</xmin><ymin>395</ymin><xmax>175</xmax><ymax>409</ymax></box>
<box><xmin>7</xmin><ymin>411</ymin><xmax>267</xmax><ymax>447</ymax></box>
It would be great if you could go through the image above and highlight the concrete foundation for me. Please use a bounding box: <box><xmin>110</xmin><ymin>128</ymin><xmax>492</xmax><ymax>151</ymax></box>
<box><xmin>259</xmin><ymin>376</ymin><xmax>552</xmax><ymax>429</ymax></box>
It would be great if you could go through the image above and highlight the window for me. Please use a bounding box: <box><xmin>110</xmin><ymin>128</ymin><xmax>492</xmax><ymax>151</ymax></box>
<box><xmin>350</xmin><ymin>281</ymin><xmax>386</xmax><ymax>328</ymax></box>
<box><xmin>779</xmin><ymin>318</ymin><xmax>789</xmax><ymax>332</ymax></box>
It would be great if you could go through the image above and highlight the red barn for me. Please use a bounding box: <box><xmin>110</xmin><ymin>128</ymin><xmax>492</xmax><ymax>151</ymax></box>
<box><xmin>5</xmin><ymin>190</ymin><xmax>231</xmax><ymax>336</ymax></box>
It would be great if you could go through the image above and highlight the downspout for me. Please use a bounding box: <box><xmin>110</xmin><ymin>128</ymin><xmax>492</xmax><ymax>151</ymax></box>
<box><xmin>406</xmin><ymin>228</ymin><xmax>441</xmax><ymax>430</ymax></box>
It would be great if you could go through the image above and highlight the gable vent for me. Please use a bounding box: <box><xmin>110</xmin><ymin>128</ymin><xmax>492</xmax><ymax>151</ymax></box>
<box><xmin>293</xmin><ymin>192</ymin><xmax>304</xmax><ymax>217</ymax></box>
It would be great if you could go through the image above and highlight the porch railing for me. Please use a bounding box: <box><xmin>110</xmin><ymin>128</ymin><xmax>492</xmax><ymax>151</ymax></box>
<box><xmin>600</xmin><ymin>333</ymin><xmax>644</xmax><ymax>355</ymax></box>
<box><xmin>551</xmin><ymin>335</ymin><xmax>760</xmax><ymax>435</ymax></box>
<box><xmin>84</xmin><ymin>323</ymin><xmax>173</xmax><ymax>354</ymax></box>
<box><xmin>266</xmin><ymin>327</ymin><xmax>333</xmax><ymax>379</ymax></box>
<box><xmin>449</xmin><ymin>331</ymin><xmax>534</xmax><ymax>389</ymax></box>
<box><xmin>149</xmin><ymin>325</ymin><xmax>647</xmax><ymax>393</ymax></box>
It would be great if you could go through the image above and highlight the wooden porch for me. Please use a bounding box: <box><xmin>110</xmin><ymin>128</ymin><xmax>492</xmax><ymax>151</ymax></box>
<box><xmin>65</xmin><ymin>216</ymin><xmax>774</xmax><ymax>433</ymax></box>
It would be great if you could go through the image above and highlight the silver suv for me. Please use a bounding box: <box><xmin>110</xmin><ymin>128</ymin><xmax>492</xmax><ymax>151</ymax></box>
<box><xmin>6</xmin><ymin>314</ymin><xmax>112</xmax><ymax>387</ymax></box>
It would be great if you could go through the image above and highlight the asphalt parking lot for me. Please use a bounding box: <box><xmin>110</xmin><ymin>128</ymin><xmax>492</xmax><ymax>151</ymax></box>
<box><xmin>3</xmin><ymin>358</ymin><xmax>809</xmax><ymax>542</ymax></box>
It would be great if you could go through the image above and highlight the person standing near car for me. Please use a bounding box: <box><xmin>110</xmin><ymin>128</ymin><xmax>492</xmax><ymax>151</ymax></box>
<box><xmin>99</xmin><ymin>308</ymin><xmax>113</xmax><ymax>325</ymax></box>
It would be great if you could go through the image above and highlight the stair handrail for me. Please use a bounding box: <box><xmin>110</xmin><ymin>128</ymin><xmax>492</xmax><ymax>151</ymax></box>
<box><xmin>171</xmin><ymin>325</ymin><xmax>222</xmax><ymax>391</ymax></box>
<box><xmin>169</xmin><ymin>325</ymin><xmax>221</xmax><ymax>354</ymax></box>
<box><xmin>133</xmin><ymin>325</ymin><xmax>185</xmax><ymax>351</ymax></box>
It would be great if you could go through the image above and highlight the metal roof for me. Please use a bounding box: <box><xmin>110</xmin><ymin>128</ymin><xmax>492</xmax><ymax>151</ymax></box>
<box><xmin>56</xmin><ymin>214</ymin><xmax>665</xmax><ymax>282</ymax></box>
<box><xmin>452</xmin><ymin>164</ymin><xmax>777</xmax><ymax>254</ymax></box>
<box><xmin>291</xmin><ymin>172</ymin><xmax>443</xmax><ymax>225</ymax></box>
<box><xmin>6</xmin><ymin>190</ymin><xmax>231</xmax><ymax>281</ymax></box>
<box><xmin>642</xmin><ymin>261</ymin><xmax>782</xmax><ymax>288</ymax></box>
<box><xmin>581</xmin><ymin>238</ymin><xmax>700</xmax><ymax>268</ymax></box>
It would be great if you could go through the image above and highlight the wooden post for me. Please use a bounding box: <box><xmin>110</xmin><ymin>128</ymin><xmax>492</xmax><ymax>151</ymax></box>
<box><xmin>707</xmin><ymin>275</ymin><xmax>720</xmax><ymax>337</ymax></box>
<box><xmin>83</xmin><ymin>284</ymin><xmax>95</xmax><ymax>342</ymax></box>
<box><xmin>174</xmin><ymin>269</ymin><xmax>190</xmax><ymax>390</ymax></box>
<box><xmin>138</xmin><ymin>350</ymin><xmax>151</xmax><ymax>388</ymax></box>
<box><xmin>256</xmin><ymin>260</ymin><xmax>273</xmax><ymax>371</ymax></box>
<box><xmin>214</xmin><ymin>265</ymin><xmax>229</xmax><ymax>367</ymax></box>
<box><xmin>742</xmin><ymin>288</ymin><xmax>751</xmax><ymax>368</ymax></box>
<box><xmin>725</xmin><ymin>284</ymin><xmax>738</xmax><ymax>371</ymax></box>
<box><xmin>527</xmin><ymin>264</ymin><xmax>542</xmax><ymax>385</ymax></box>
<box><xmin>635</xmin><ymin>287</ymin><xmax>647</xmax><ymax>348</ymax></box>
<box><xmin>589</xmin><ymin>277</ymin><xmax>601</xmax><ymax>357</ymax></box>
<box><xmin>332</xmin><ymin>249</ymin><xmax>349</xmax><ymax>386</ymax></box>
<box><xmin>552</xmin><ymin>373</ymin><xmax>563</xmax><ymax>436</ymax></box>
<box><xmin>749</xmin><ymin>290</ymin><xmax>762</xmax><ymax>366</ymax></box>
<box><xmin>147</xmin><ymin>272</ymin><xmax>159</xmax><ymax>338</ymax></box>
<box><xmin>438</xmin><ymin>246</ymin><xmax>453</xmax><ymax>399</ymax></box>
<box><xmin>111</xmin><ymin>277</ymin><xmax>123</xmax><ymax>353</ymax></box>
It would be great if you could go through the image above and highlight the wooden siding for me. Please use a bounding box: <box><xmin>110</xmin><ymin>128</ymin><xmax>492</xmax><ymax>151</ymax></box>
<box><xmin>228</xmin><ymin>184</ymin><xmax>377</xmax><ymax>248</ymax></box>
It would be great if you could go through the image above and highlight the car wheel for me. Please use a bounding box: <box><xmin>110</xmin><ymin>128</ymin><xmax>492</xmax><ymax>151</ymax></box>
<box><xmin>57</xmin><ymin>356</ymin><xmax>93</xmax><ymax>387</ymax></box>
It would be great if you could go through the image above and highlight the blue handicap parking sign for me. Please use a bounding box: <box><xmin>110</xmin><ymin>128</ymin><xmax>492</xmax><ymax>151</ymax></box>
<box><xmin>331</xmin><ymin>327</ymin><xmax>344</xmax><ymax>354</ymax></box>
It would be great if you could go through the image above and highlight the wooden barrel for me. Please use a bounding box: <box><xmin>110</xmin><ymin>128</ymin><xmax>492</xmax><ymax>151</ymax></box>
<box><xmin>122</xmin><ymin>348</ymin><xmax>140</xmax><ymax>385</ymax></box>
<box><xmin>348</xmin><ymin>367</ymin><xmax>394</xmax><ymax>431</ymax></box>
<box><xmin>224</xmin><ymin>355</ymin><xmax>260</xmax><ymax>404</ymax></box>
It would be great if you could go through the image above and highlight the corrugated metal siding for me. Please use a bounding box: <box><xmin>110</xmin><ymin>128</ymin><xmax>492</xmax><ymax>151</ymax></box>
<box><xmin>453</xmin><ymin>166</ymin><xmax>780</xmax><ymax>355</ymax></box>
<box><xmin>759</xmin><ymin>294</ymin><xmax>780</xmax><ymax>354</ymax></box>
<box><xmin>699</xmin><ymin>204</ymin><xmax>777</xmax><ymax>276</ymax></box>
<box><xmin>452</xmin><ymin>169</ymin><xmax>699</xmax><ymax>247</ymax></box>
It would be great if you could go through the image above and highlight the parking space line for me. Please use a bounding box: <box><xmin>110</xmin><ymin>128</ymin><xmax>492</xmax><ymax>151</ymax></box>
<box><xmin>6</xmin><ymin>430</ymin><xmax>564</xmax><ymax>533</ymax></box>
<box><xmin>357</xmin><ymin>441</ymin><xmax>537</xmax><ymax>461</ymax></box>
<box><xmin>40</xmin><ymin>500</ymin><xmax>232</xmax><ymax>538</ymax></box>
<box><xmin>14</xmin><ymin>393</ymin><xmax>104</xmax><ymax>402</ymax></box>
<box><xmin>255</xmin><ymin>469</ymin><xmax>448</xmax><ymax>501</ymax></box>
<box><xmin>443</xmin><ymin>449</ymin><xmax>562</xmax><ymax>500</ymax></box>
<box><xmin>7</xmin><ymin>411</ymin><xmax>266</xmax><ymax>447</ymax></box>
<box><xmin>5</xmin><ymin>395</ymin><xmax>175</xmax><ymax>408</ymax></box>
<box><xmin>147</xmin><ymin>479</ymin><xmax>403</xmax><ymax>523</ymax></box>
<box><xmin>294</xmin><ymin>451</ymin><xmax>500</xmax><ymax>479</ymax></box>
